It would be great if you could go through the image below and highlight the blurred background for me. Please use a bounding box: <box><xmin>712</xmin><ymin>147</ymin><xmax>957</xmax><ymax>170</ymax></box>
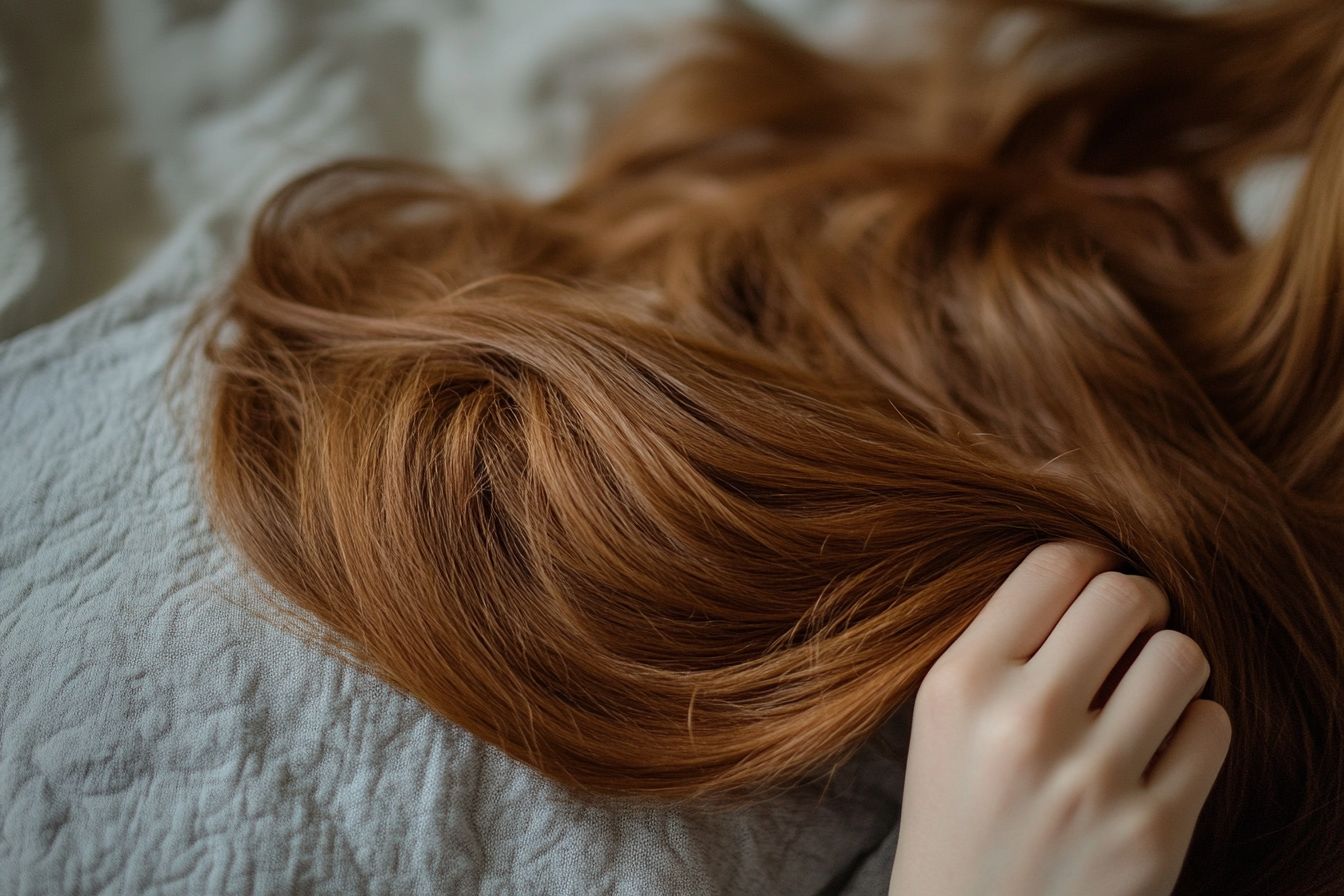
<box><xmin>0</xmin><ymin>0</ymin><xmax>1303</xmax><ymax>341</ymax></box>
<box><xmin>0</xmin><ymin>0</ymin><xmax>937</xmax><ymax>339</ymax></box>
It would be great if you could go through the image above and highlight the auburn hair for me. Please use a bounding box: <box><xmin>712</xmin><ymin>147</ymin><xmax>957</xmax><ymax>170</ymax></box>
<box><xmin>200</xmin><ymin>1</ymin><xmax>1344</xmax><ymax>893</ymax></box>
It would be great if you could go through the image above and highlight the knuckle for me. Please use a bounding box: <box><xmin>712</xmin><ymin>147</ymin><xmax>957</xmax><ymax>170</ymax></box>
<box><xmin>1079</xmin><ymin>747</ymin><xmax>1129</xmax><ymax>792</ymax></box>
<box><xmin>1025</xmin><ymin>542</ymin><xmax>1108</xmax><ymax>581</ymax></box>
<box><xmin>977</xmin><ymin>694</ymin><xmax>1059</xmax><ymax>766</ymax></box>
<box><xmin>1148</xmin><ymin>630</ymin><xmax>1210</xmax><ymax>681</ymax></box>
<box><xmin>1051</xmin><ymin>757</ymin><xmax>1111</xmax><ymax>811</ymax></box>
<box><xmin>1146</xmin><ymin>783</ymin><xmax>1192</xmax><ymax>821</ymax></box>
<box><xmin>1115</xmin><ymin>821</ymin><xmax>1169</xmax><ymax>884</ymax></box>
<box><xmin>1117</xmin><ymin>803</ymin><xmax>1178</xmax><ymax>865</ymax></box>
<box><xmin>1087</xmin><ymin>572</ymin><xmax>1143</xmax><ymax>609</ymax></box>
<box><xmin>917</xmin><ymin>660</ymin><xmax>979</xmax><ymax>715</ymax></box>
<box><xmin>980</xmin><ymin>714</ymin><xmax>1045</xmax><ymax>769</ymax></box>
<box><xmin>1086</xmin><ymin>572</ymin><xmax>1163</xmax><ymax>619</ymax></box>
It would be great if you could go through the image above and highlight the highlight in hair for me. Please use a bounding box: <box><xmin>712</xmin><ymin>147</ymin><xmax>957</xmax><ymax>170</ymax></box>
<box><xmin>200</xmin><ymin>2</ymin><xmax>1344</xmax><ymax>893</ymax></box>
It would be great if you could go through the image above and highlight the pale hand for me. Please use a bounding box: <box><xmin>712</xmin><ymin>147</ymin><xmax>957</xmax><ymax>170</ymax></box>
<box><xmin>888</xmin><ymin>543</ymin><xmax>1231</xmax><ymax>896</ymax></box>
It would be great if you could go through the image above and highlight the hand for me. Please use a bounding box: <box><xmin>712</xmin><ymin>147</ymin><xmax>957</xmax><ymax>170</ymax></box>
<box><xmin>888</xmin><ymin>543</ymin><xmax>1231</xmax><ymax>896</ymax></box>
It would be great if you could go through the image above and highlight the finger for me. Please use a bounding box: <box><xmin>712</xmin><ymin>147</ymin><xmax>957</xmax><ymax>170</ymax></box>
<box><xmin>1027</xmin><ymin>573</ymin><xmax>1168</xmax><ymax>711</ymax></box>
<box><xmin>956</xmin><ymin>542</ymin><xmax>1118</xmax><ymax>662</ymax></box>
<box><xmin>1091</xmin><ymin>630</ymin><xmax>1212</xmax><ymax>781</ymax></box>
<box><xmin>1146</xmin><ymin>700</ymin><xmax>1232</xmax><ymax>827</ymax></box>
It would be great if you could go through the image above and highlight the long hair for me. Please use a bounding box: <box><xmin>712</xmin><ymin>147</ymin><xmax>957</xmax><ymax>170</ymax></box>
<box><xmin>199</xmin><ymin>2</ymin><xmax>1344</xmax><ymax>892</ymax></box>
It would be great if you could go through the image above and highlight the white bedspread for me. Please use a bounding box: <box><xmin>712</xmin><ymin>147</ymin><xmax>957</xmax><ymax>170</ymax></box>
<box><xmin>0</xmin><ymin>0</ymin><xmax>909</xmax><ymax>892</ymax></box>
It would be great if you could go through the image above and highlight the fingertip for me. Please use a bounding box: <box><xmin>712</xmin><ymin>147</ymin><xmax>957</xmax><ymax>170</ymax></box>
<box><xmin>1146</xmin><ymin>629</ymin><xmax>1212</xmax><ymax>691</ymax></box>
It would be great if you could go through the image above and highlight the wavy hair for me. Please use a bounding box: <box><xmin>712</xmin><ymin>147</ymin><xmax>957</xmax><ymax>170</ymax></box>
<box><xmin>200</xmin><ymin>1</ymin><xmax>1344</xmax><ymax>892</ymax></box>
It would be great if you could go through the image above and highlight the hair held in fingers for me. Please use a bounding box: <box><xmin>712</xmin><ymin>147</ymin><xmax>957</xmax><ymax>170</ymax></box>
<box><xmin>198</xmin><ymin>2</ymin><xmax>1344</xmax><ymax>893</ymax></box>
